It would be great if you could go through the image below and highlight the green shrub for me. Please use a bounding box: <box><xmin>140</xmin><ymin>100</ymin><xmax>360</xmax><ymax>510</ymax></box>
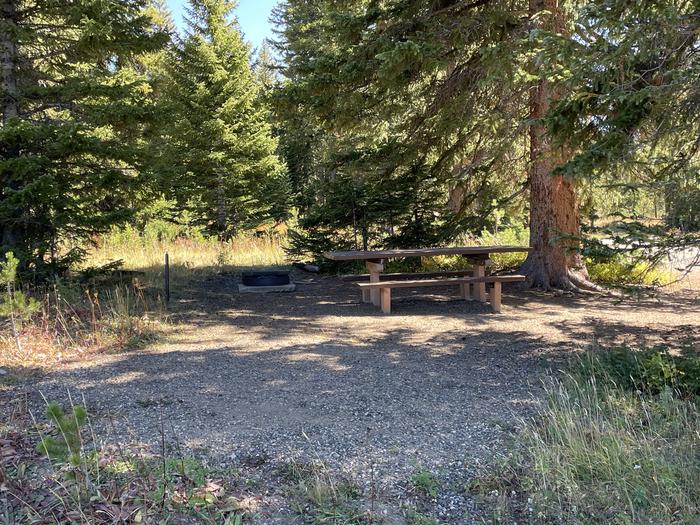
<box><xmin>477</xmin><ymin>223</ymin><xmax>529</xmax><ymax>270</ymax></box>
<box><xmin>579</xmin><ymin>346</ymin><xmax>700</xmax><ymax>397</ymax></box>
<box><xmin>0</xmin><ymin>252</ymin><xmax>41</xmax><ymax>353</ymax></box>
<box><xmin>582</xmin><ymin>238</ymin><xmax>677</xmax><ymax>288</ymax></box>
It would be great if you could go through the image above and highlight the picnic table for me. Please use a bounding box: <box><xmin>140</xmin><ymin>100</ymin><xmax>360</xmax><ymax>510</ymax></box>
<box><xmin>324</xmin><ymin>246</ymin><xmax>531</xmax><ymax>312</ymax></box>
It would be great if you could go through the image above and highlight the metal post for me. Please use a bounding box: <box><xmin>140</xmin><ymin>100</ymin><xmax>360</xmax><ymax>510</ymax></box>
<box><xmin>164</xmin><ymin>252</ymin><xmax>170</xmax><ymax>304</ymax></box>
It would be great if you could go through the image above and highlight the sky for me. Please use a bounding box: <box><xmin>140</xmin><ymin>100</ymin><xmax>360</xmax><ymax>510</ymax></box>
<box><xmin>166</xmin><ymin>0</ymin><xmax>280</xmax><ymax>51</ymax></box>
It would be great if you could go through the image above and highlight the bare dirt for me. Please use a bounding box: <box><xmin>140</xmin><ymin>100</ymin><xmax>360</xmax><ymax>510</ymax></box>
<box><xmin>8</xmin><ymin>271</ymin><xmax>700</xmax><ymax>523</ymax></box>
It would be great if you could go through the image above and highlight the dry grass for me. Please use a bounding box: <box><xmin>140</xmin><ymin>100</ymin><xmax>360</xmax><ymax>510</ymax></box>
<box><xmin>1</xmin><ymin>231</ymin><xmax>287</xmax><ymax>380</ymax></box>
<box><xmin>0</xmin><ymin>284</ymin><xmax>164</xmax><ymax>381</ymax></box>
<box><xmin>84</xmin><ymin>230</ymin><xmax>288</xmax><ymax>287</ymax></box>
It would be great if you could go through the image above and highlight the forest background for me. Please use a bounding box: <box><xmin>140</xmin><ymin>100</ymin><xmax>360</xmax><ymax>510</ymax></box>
<box><xmin>1</xmin><ymin>0</ymin><xmax>699</xmax><ymax>297</ymax></box>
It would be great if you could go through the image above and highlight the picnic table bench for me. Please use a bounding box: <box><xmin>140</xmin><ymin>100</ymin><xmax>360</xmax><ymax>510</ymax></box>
<box><xmin>324</xmin><ymin>246</ymin><xmax>531</xmax><ymax>313</ymax></box>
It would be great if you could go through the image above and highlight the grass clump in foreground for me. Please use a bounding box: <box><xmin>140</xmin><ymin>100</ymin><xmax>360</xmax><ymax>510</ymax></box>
<box><xmin>410</xmin><ymin>466</ymin><xmax>440</xmax><ymax>499</ymax></box>
<box><xmin>280</xmin><ymin>459</ymin><xmax>370</xmax><ymax>524</ymax></box>
<box><xmin>472</xmin><ymin>345</ymin><xmax>700</xmax><ymax>524</ymax></box>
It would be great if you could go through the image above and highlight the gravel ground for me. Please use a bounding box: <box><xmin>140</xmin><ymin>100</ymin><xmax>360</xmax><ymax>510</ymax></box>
<box><xmin>13</xmin><ymin>271</ymin><xmax>700</xmax><ymax>523</ymax></box>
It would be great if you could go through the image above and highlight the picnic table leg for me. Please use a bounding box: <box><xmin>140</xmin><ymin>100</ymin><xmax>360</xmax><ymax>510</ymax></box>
<box><xmin>489</xmin><ymin>281</ymin><xmax>502</xmax><ymax>313</ymax></box>
<box><xmin>365</xmin><ymin>260</ymin><xmax>384</xmax><ymax>307</ymax></box>
<box><xmin>474</xmin><ymin>264</ymin><xmax>487</xmax><ymax>302</ymax></box>
<box><xmin>380</xmin><ymin>287</ymin><xmax>391</xmax><ymax>314</ymax></box>
<box><xmin>361</xmin><ymin>283</ymin><xmax>371</xmax><ymax>303</ymax></box>
<box><xmin>463</xmin><ymin>254</ymin><xmax>487</xmax><ymax>302</ymax></box>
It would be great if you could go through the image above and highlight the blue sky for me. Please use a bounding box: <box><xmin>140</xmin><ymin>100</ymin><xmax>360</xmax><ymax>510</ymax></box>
<box><xmin>166</xmin><ymin>0</ymin><xmax>280</xmax><ymax>51</ymax></box>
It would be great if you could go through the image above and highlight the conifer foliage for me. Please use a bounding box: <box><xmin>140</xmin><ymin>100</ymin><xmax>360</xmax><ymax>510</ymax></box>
<box><xmin>272</xmin><ymin>0</ymin><xmax>532</xmax><ymax>262</ymax></box>
<box><xmin>273</xmin><ymin>0</ymin><xmax>699</xmax><ymax>284</ymax></box>
<box><xmin>162</xmin><ymin>0</ymin><xmax>286</xmax><ymax>239</ymax></box>
<box><xmin>0</xmin><ymin>0</ymin><xmax>167</xmax><ymax>276</ymax></box>
<box><xmin>1</xmin><ymin>0</ymin><xmax>697</xmax><ymax>284</ymax></box>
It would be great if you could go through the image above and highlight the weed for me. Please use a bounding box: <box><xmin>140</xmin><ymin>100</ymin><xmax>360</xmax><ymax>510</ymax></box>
<box><xmin>404</xmin><ymin>506</ymin><xmax>439</xmax><ymax>525</ymax></box>
<box><xmin>410</xmin><ymin>466</ymin><xmax>440</xmax><ymax>499</ymax></box>
<box><xmin>282</xmin><ymin>459</ymin><xmax>369</xmax><ymax>524</ymax></box>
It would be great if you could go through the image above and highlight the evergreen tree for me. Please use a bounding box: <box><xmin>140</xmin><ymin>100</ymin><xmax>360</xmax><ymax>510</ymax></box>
<box><xmin>163</xmin><ymin>0</ymin><xmax>287</xmax><ymax>238</ymax></box>
<box><xmin>540</xmin><ymin>0</ymin><xmax>700</xmax><ymax>259</ymax></box>
<box><xmin>253</xmin><ymin>41</ymin><xmax>279</xmax><ymax>93</ymax></box>
<box><xmin>0</xmin><ymin>0</ymin><xmax>167</xmax><ymax>276</ymax></box>
<box><xmin>276</xmin><ymin>0</ymin><xmax>699</xmax><ymax>284</ymax></box>
<box><xmin>136</xmin><ymin>0</ymin><xmax>181</xmax><ymax>214</ymax></box>
<box><xmin>521</xmin><ymin>0</ymin><xmax>594</xmax><ymax>290</ymax></box>
<box><xmin>272</xmin><ymin>1</ymin><xmax>537</xmax><ymax>267</ymax></box>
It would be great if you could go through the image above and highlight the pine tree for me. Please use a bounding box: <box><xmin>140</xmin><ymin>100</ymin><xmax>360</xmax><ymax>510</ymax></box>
<box><xmin>273</xmin><ymin>0</ymin><xmax>531</xmax><ymax>260</ymax></box>
<box><xmin>539</xmin><ymin>0</ymin><xmax>700</xmax><ymax>262</ymax></box>
<box><xmin>253</xmin><ymin>41</ymin><xmax>279</xmax><ymax>93</ymax></box>
<box><xmin>0</xmin><ymin>0</ymin><xmax>167</xmax><ymax>276</ymax></box>
<box><xmin>163</xmin><ymin>0</ymin><xmax>286</xmax><ymax>238</ymax></box>
<box><xmin>275</xmin><ymin>0</ymin><xmax>699</xmax><ymax>285</ymax></box>
<box><xmin>520</xmin><ymin>0</ymin><xmax>593</xmax><ymax>290</ymax></box>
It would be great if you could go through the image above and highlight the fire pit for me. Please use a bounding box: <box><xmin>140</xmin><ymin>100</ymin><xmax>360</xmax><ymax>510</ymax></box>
<box><xmin>238</xmin><ymin>271</ymin><xmax>296</xmax><ymax>293</ymax></box>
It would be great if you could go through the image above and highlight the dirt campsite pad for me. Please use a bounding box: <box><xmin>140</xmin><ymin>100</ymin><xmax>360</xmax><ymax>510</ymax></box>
<box><xmin>8</xmin><ymin>271</ymin><xmax>700</xmax><ymax>523</ymax></box>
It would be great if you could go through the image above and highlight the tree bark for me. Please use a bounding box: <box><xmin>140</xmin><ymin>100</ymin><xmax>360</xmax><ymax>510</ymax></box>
<box><xmin>521</xmin><ymin>0</ymin><xmax>594</xmax><ymax>291</ymax></box>
<box><xmin>1</xmin><ymin>0</ymin><xmax>21</xmax><ymax>253</ymax></box>
<box><xmin>215</xmin><ymin>170</ymin><xmax>229</xmax><ymax>239</ymax></box>
<box><xmin>1</xmin><ymin>0</ymin><xmax>18</xmax><ymax>123</ymax></box>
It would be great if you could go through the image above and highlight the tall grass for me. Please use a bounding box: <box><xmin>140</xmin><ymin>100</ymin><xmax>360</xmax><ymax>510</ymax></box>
<box><xmin>0</xmin><ymin>281</ymin><xmax>163</xmax><ymax>374</ymax></box>
<box><xmin>1</xmin><ymin>229</ymin><xmax>288</xmax><ymax>374</ymax></box>
<box><xmin>84</xmin><ymin>227</ymin><xmax>287</xmax><ymax>287</ymax></box>
<box><xmin>473</xmin><ymin>348</ymin><xmax>700</xmax><ymax>524</ymax></box>
<box><xmin>524</xmin><ymin>376</ymin><xmax>698</xmax><ymax>523</ymax></box>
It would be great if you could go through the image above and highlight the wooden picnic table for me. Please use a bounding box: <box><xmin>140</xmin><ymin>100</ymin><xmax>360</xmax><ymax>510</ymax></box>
<box><xmin>324</xmin><ymin>246</ymin><xmax>531</xmax><ymax>307</ymax></box>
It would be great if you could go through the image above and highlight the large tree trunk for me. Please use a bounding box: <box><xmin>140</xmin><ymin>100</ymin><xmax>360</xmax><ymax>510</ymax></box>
<box><xmin>215</xmin><ymin>170</ymin><xmax>230</xmax><ymax>239</ymax></box>
<box><xmin>1</xmin><ymin>0</ymin><xmax>18</xmax><ymax>123</ymax></box>
<box><xmin>521</xmin><ymin>0</ymin><xmax>594</xmax><ymax>291</ymax></box>
<box><xmin>1</xmin><ymin>0</ymin><xmax>21</xmax><ymax>253</ymax></box>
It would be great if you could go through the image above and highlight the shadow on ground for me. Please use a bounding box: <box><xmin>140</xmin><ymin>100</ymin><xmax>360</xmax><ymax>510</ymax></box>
<box><xmin>8</xmin><ymin>267</ymin><xmax>699</xmax><ymax>523</ymax></box>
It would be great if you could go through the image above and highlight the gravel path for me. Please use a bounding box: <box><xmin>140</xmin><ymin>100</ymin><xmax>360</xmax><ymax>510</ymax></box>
<box><xmin>18</xmin><ymin>272</ymin><xmax>700</xmax><ymax>523</ymax></box>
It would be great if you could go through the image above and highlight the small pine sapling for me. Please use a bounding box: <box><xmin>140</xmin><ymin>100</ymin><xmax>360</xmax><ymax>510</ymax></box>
<box><xmin>37</xmin><ymin>401</ymin><xmax>90</xmax><ymax>483</ymax></box>
<box><xmin>0</xmin><ymin>252</ymin><xmax>40</xmax><ymax>353</ymax></box>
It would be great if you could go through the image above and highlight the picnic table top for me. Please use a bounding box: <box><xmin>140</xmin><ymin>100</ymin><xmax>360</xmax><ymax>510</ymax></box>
<box><xmin>323</xmin><ymin>245</ymin><xmax>531</xmax><ymax>261</ymax></box>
